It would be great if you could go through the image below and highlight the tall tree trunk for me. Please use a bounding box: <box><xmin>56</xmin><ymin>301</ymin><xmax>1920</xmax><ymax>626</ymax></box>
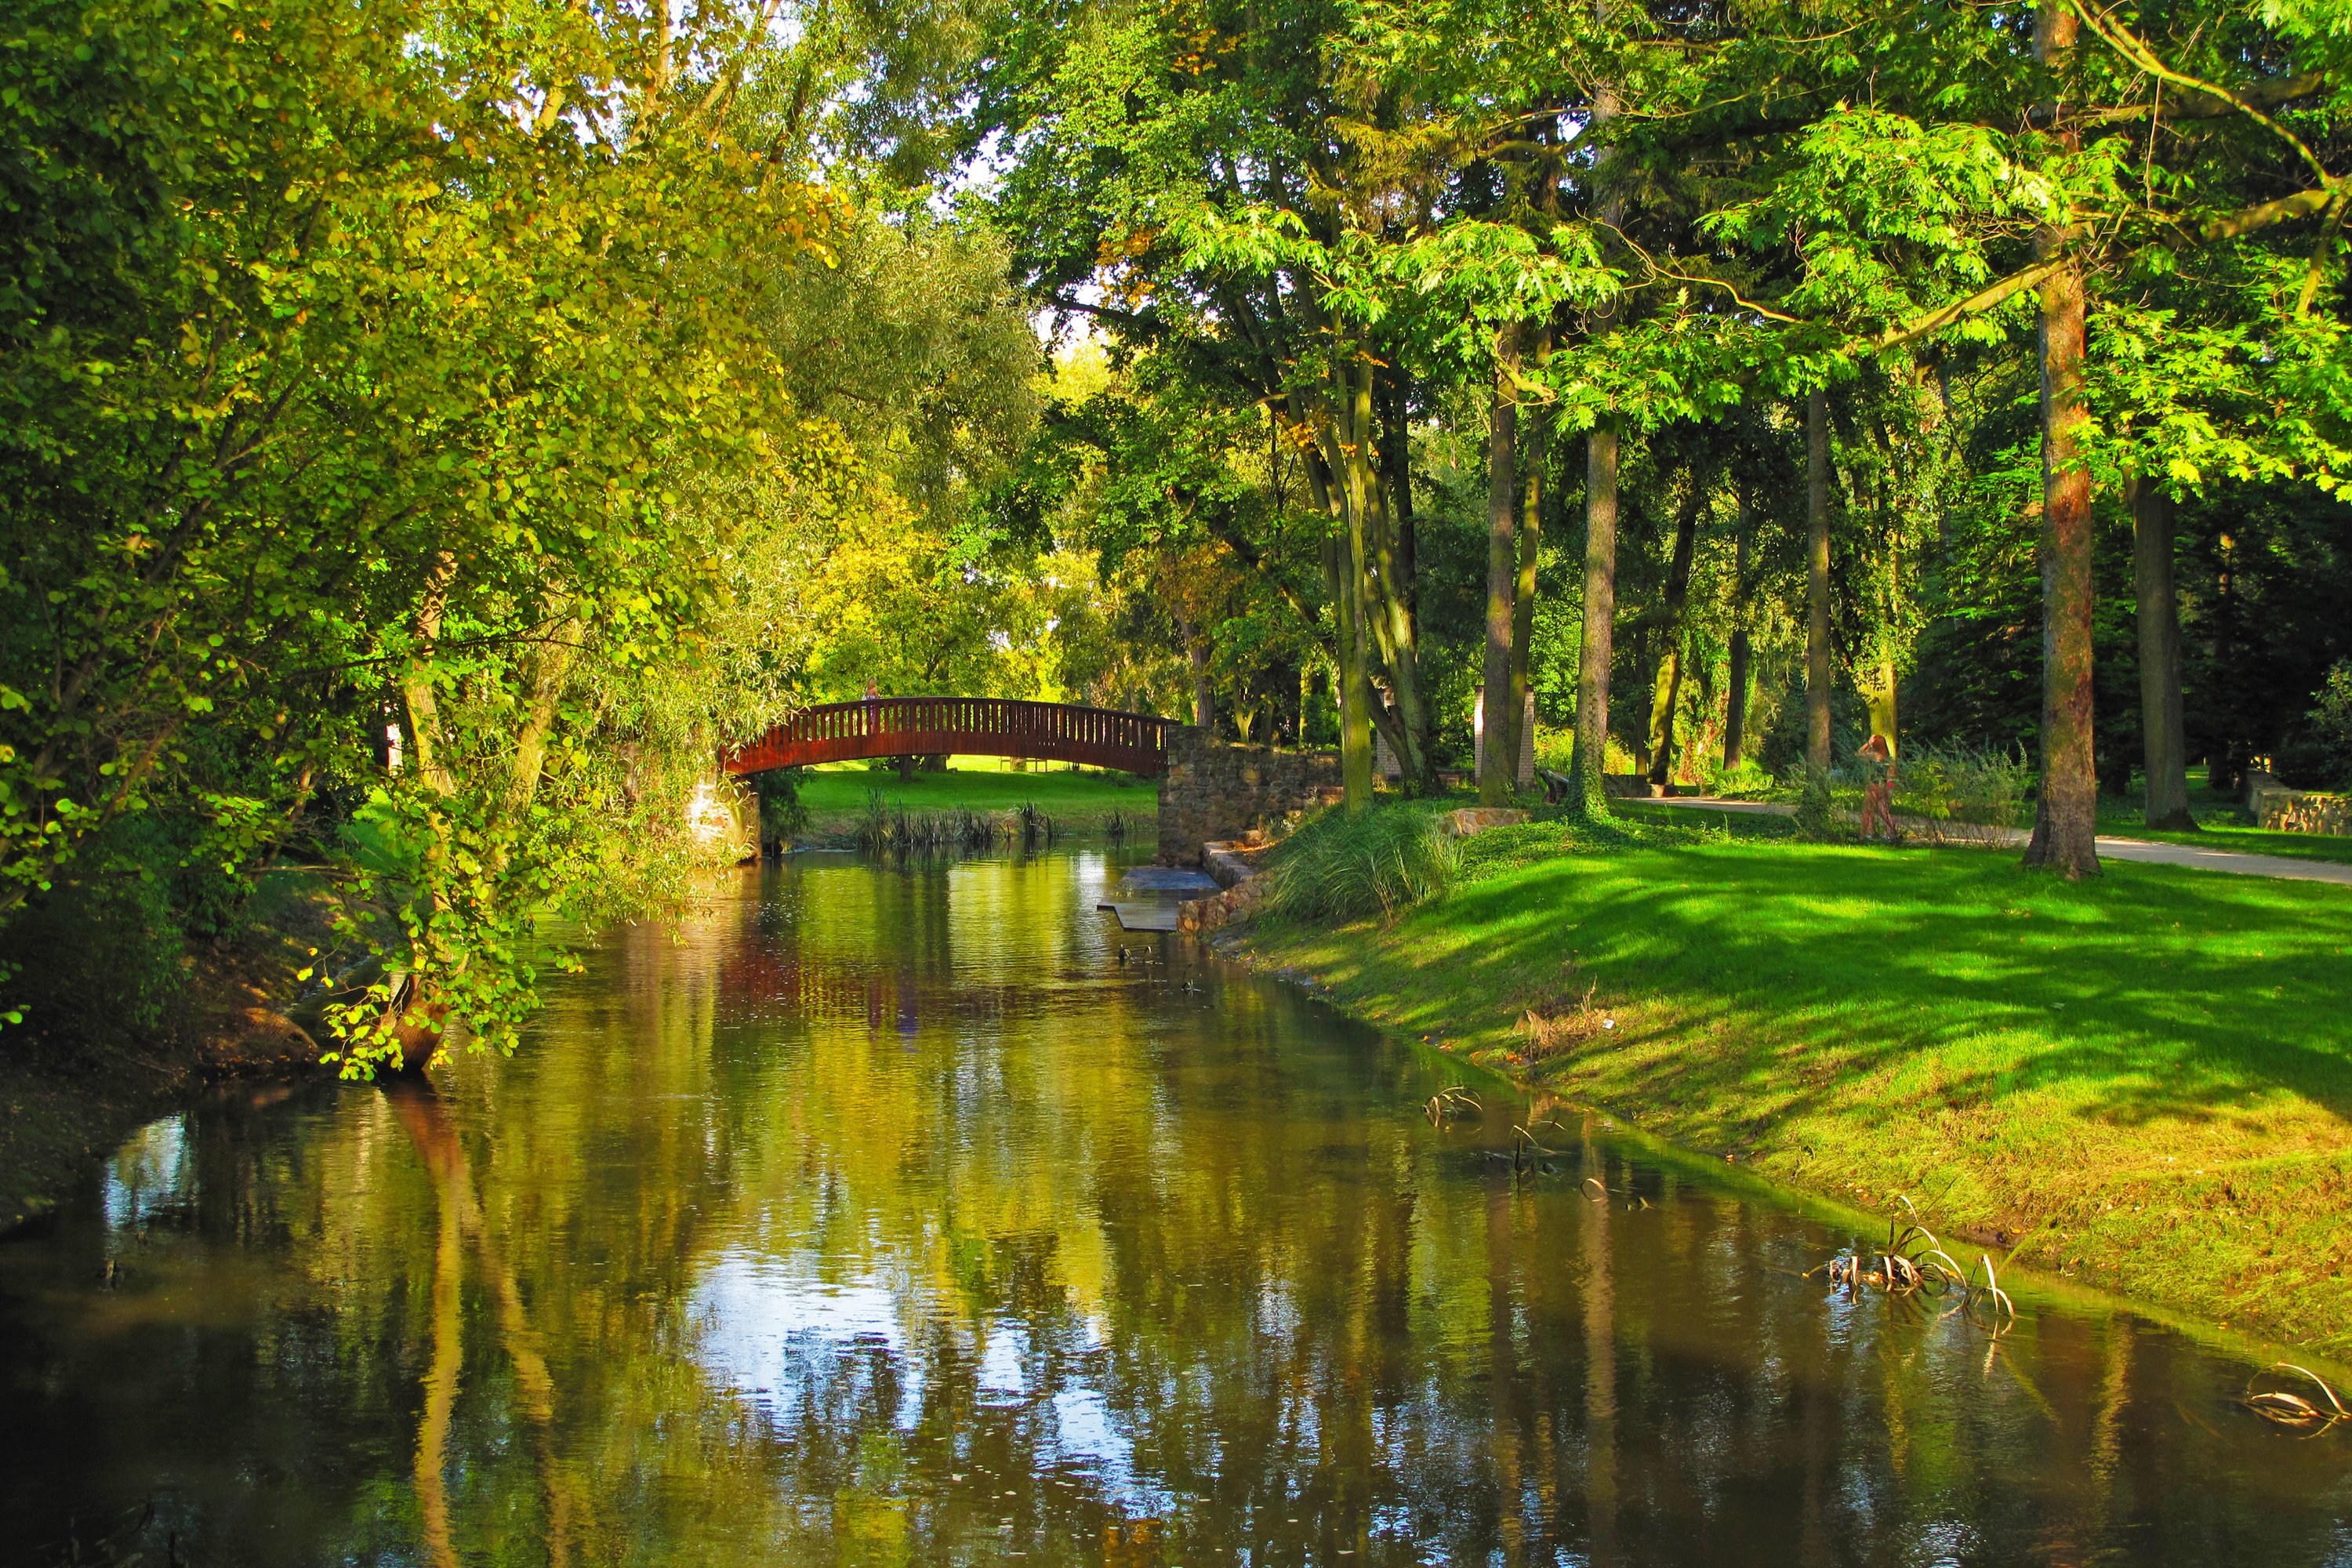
<box><xmin>2131</xmin><ymin>477</ymin><xmax>2195</xmax><ymax>829</ymax></box>
<box><xmin>1482</xmin><ymin>328</ymin><xmax>1523</xmax><ymax>804</ymax></box>
<box><xmin>1297</xmin><ymin>396</ymin><xmax>1377</xmax><ymax>808</ymax></box>
<box><xmin>1509</xmin><ymin>383</ymin><xmax>1547</xmax><ymax>793</ymax></box>
<box><xmin>1568</xmin><ymin>53</ymin><xmax>1624</xmax><ymax>820</ymax></box>
<box><xmin>1724</xmin><ymin>499</ymin><xmax>1752</xmax><ymax>768</ymax></box>
<box><xmin>1363</xmin><ymin>416</ymin><xmax>1434</xmax><ymax>789</ymax></box>
<box><xmin>2024</xmin><ymin>0</ymin><xmax>2100</xmax><ymax>877</ymax></box>
<box><xmin>1806</xmin><ymin>390</ymin><xmax>1833</xmax><ymax>777</ymax></box>
<box><xmin>1377</xmin><ymin>357</ymin><xmax>1417</xmax><ymax>631</ymax></box>
<box><xmin>1325</xmin><ymin>536</ymin><xmax>1375</xmax><ymax>808</ymax></box>
<box><xmin>1570</xmin><ymin>423</ymin><xmax>1621</xmax><ymax>817</ymax></box>
<box><xmin>1646</xmin><ymin>476</ymin><xmax>1704</xmax><ymax>789</ymax></box>
<box><xmin>1178</xmin><ymin>610</ymin><xmax>1217</xmax><ymax>732</ymax></box>
<box><xmin>1859</xmin><ymin>660</ymin><xmax>1897</xmax><ymax>753</ymax></box>
<box><xmin>1315</xmin><ymin>360</ymin><xmax>1432</xmax><ymax>792</ymax></box>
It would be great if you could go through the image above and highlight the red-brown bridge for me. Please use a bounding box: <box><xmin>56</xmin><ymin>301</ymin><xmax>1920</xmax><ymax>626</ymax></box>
<box><xmin>723</xmin><ymin>697</ymin><xmax>1174</xmax><ymax>779</ymax></box>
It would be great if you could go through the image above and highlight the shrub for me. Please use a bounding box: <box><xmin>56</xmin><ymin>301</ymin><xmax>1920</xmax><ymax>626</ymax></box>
<box><xmin>1263</xmin><ymin>806</ymin><xmax>1457</xmax><ymax>924</ymax></box>
<box><xmin>750</xmin><ymin>768</ymin><xmax>808</xmax><ymax>848</ymax></box>
<box><xmin>1894</xmin><ymin>739</ymin><xmax>2033</xmax><ymax>830</ymax></box>
<box><xmin>1697</xmin><ymin>756</ymin><xmax>1775</xmax><ymax>797</ymax></box>
<box><xmin>1791</xmin><ymin>768</ymin><xmax>1838</xmax><ymax>838</ymax></box>
<box><xmin>2308</xmin><ymin>662</ymin><xmax>2352</xmax><ymax>790</ymax></box>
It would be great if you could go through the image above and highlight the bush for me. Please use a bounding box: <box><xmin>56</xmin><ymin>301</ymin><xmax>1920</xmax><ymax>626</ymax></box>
<box><xmin>750</xmin><ymin>768</ymin><xmax>808</xmax><ymax>848</ymax></box>
<box><xmin>2307</xmin><ymin>662</ymin><xmax>2352</xmax><ymax>790</ymax></box>
<box><xmin>1790</xmin><ymin>768</ymin><xmax>1838</xmax><ymax>838</ymax></box>
<box><xmin>1894</xmin><ymin>739</ymin><xmax>2032</xmax><ymax>829</ymax></box>
<box><xmin>1697</xmin><ymin>756</ymin><xmax>1776</xmax><ymax>797</ymax></box>
<box><xmin>1263</xmin><ymin>806</ymin><xmax>1457</xmax><ymax>924</ymax></box>
<box><xmin>0</xmin><ymin>819</ymin><xmax>189</xmax><ymax>1051</ymax></box>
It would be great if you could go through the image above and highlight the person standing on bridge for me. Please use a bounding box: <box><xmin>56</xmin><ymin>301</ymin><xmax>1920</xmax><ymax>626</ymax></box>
<box><xmin>863</xmin><ymin>679</ymin><xmax>879</xmax><ymax>731</ymax></box>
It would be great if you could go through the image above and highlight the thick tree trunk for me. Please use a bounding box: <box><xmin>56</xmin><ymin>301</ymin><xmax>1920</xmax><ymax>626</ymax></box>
<box><xmin>1724</xmin><ymin>503</ymin><xmax>1752</xmax><ymax>768</ymax></box>
<box><xmin>1377</xmin><ymin>358</ymin><xmax>1417</xmax><ymax>631</ymax></box>
<box><xmin>1646</xmin><ymin>477</ymin><xmax>1704</xmax><ymax>789</ymax></box>
<box><xmin>1178</xmin><ymin>612</ymin><xmax>1217</xmax><ymax>732</ymax></box>
<box><xmin>1859</xmin><ymin>659</ymin><xmax>1897</xmax><ymax>753</ymax></box>
<box><xmin>1806</xmin><ymin>390</ymin><xmax>1833</xmax><ymax>777</ymax></box>
<box><xmin>1481</xmin><ymin>329</ymin><xmax>1522</xmax><ymax>805</ymax></box>
<box><xmin>2023</xmin><ymin>0</ymin><xmax>2100</xmax><ymax>877</ymax></box>
<box><xmin>2131</xmin><ymin>477</ymin><xmax>2195</xmax><ymax>829</ymax></box>
<box><xmin>1314</xmin><ymin>360</ymin><xmax>1433</xmax><ymax>793</ymax></box>
<box><xmin>1570</xmin><ymin>424</ymin><xmax>1621</xmax><ymax>816</ymax></box>
<box><xmin>1364</xmin><ymin>432</ymin><xmax>1435</xmax><ymax>789</ymax></box>
<box><xmin>1508</xmin><ymin>394</ymin><xmax>1546</xmax><ymax>790</ymax></box>
<box><xmin>1327</xmin><ymin>536</ymin><xmax>1376</xmax><ymax>808</ymax></box>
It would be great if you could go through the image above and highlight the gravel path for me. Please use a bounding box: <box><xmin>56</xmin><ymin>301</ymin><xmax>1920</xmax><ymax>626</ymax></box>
<box><xmin>1645</xmin><ymin>797</ymin><xmax>2352</xmax><ymax>886</ymax></box>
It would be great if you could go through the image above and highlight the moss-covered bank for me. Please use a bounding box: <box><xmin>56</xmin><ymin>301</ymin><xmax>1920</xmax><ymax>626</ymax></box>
<box><xmin>1225</xmin><ymin>815</ymin><xmax>2352</xmax><ymax>1355</ymax></box>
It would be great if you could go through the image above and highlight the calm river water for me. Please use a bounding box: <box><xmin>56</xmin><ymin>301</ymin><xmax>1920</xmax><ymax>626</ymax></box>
<box><xmin>4</xmin><ymin>851</ymin><xmax>2349</xmax><ymax>1566</ymax></box>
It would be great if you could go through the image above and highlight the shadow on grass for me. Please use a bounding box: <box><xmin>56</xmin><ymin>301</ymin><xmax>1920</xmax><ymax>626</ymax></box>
<box><xmin>1394</xmin><ymin>840</ymin><xmax>2352</xmax><ymax>1139</ymax></box>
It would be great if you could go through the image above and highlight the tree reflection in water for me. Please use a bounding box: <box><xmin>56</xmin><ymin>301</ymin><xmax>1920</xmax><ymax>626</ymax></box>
<box><xmin>1</xmin><ymin>852</ymin><xmax>2348</xmax><ymax>1567</ymax></box>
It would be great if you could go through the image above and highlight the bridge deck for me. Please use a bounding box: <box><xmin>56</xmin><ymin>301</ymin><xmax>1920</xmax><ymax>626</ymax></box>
<box><xmin>724</xmin><ymin>697</ymin><xmax>1174</xmax><ymax>777</ymax></box>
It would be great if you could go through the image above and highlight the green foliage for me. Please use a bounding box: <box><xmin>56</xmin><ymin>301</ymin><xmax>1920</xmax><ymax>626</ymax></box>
<box><xmin>1264</xmin><ymin>806</ymin><xmax>1457</xmax><ymax>924</ymax></box>
<box><xmin>1894</xmin><ymin>741</ymin><xmax>2033</xmax><ymax>831</ymax></box>
<box><xmin>750</xmin><ymin>770</ymin><xmax>809</xmax><ymax>849</ymax></box>
<box><xmin>1791</xmin><ymin>768</ymin><xmax>1838</xmax><ymax>839</ymax></box>
<box><xmin>2309</xmin><ymin>662</ymin><xmax>2352</xmax><ymax>789</ymax></box>
<box><xmin>0</xmin><ymin>818</ymin><xmax>188</xmax><ymax>1051</ymax></box>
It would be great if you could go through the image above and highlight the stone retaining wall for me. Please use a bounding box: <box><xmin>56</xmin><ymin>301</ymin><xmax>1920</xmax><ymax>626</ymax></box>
<box><xmin>2248</xmin><ymin>772</ymin><xmax>2352</xmax><ymax>837</ymax></box>
<box><xmin>1157</xmin><ymin>728</ymin><xmax>1343</xmax><ymax>866</ymax></box>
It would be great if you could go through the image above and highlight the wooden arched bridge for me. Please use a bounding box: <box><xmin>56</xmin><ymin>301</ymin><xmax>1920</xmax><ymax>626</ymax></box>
<box><xmin>723</xmin><ymin>697</ymin><xmax>1174</xmax><ymax>778</ymax></box>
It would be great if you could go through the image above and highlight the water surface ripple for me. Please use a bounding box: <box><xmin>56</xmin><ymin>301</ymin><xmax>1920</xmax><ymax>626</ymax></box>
<box><xmin>4</xmin><ymin>852</ymin><xmax>2348</xmax><ymax>1566</ymax></box>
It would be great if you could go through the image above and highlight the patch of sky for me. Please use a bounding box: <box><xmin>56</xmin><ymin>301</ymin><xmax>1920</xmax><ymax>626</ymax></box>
<box><xmin>103</xmin><ymin>1114</ymin><xmax>191</xmax><ymax>1233</ymax></box>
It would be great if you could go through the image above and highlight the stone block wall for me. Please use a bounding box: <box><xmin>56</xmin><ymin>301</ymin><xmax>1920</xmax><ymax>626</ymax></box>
<box><xmin>2248</xmin><ymin>771</ymin><xmax>2352</xmax><ymax>837</ymax></box>
<box><xmin>1157</xmin><ymin>728</ymin><xmax>1343</xmax><ymax>866</ymax></box>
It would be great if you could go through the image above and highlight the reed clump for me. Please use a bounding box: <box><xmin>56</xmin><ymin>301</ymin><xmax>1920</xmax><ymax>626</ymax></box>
<box><xmin>2244</xmin><ymin>1363</ymin><xmax>2348</xmax><ymax>1429</ymax></box>
<box><xmin>1811</xmin><ymin>1197</ymin><xmax>2016</xmax><ymax>1338</ymax></box>
<box><xmin>1014</xmin><ymin>800</ymin><xmax>1062</xmax><ymax>849</ymax></box>
<box><xmin>1264</xmin><ymin>806</ymin><xmax>1457</xmax><ymax>924</ymax></box>
<box><xmin>1515</xmin><ymin>983</ymin><xmax>1616</xmax><ymax>1058</ymax></box>
<box><xmin>857</xmin><ymin>791</ymin><xmax>1014</xmax><ymax>856</ymax></box>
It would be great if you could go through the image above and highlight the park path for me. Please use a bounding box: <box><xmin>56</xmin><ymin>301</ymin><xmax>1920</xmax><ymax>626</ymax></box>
<box><xmin>1646</xmin><ymin>797</ymin><xmax>2352</xmax><ymax>887</ymax></box>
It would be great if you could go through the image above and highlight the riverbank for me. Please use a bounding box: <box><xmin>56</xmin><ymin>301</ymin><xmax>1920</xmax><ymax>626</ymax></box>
<box><xmin>1225</xmin><ymin>815</ymin><xmax>2352</xmax><ymax>1353</ymax></box>
<box><xmin>791</xmin><ymin>760</ymin><xmax>1158</xmax><ymax>846</ymax></box>
<box><xmin>0</xmin><ymin>929</ymin><xmax>322</xmax><ymax>1233</ymax></box>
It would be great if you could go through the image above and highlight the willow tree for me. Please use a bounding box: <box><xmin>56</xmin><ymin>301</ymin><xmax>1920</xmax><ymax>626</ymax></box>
<box><xmin>0</xmin><ymin>0</ymin><xmax>972</xmax><ymax>1065</ymax></box>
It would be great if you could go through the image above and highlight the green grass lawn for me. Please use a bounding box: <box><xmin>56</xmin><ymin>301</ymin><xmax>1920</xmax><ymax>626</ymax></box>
<box><xmin>792</xmin><ymin>759</ymin><xmax>1157</xmax><ymax>843</ymax></box>
<box><xmin>1241</xmin><ymin>817</ymin><xmax>2352</xmax><ymax>1352</ymax></box>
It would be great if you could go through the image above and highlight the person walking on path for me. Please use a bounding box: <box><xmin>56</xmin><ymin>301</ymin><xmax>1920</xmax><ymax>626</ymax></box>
<box><xmin>1858</xmin><ymin>733</ymin><xmax>1896</xmax><ymax>840</ymax></box>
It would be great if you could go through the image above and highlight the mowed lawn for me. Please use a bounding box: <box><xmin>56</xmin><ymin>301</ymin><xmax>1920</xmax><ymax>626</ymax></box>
<box><xmin>794</xmin><ymin>760</ymin><xmax>1157</xmax><ymax>840</ymax></box>
<box><xmin>1245</xmin><ymin>824</ymin><xmax>2352</xmax><ymax>1350</ymax></box>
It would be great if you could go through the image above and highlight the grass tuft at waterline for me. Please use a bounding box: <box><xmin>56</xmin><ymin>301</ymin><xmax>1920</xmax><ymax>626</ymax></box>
<box><xmin>1234</xmin><ymin>826</ymin><xmax>2352</xmax><ymax>1352</ymax></box>
<box><xmin>1263</xmin><ymin>805</ymin><xmax>1457</xmax><ymax>923</ymax></box>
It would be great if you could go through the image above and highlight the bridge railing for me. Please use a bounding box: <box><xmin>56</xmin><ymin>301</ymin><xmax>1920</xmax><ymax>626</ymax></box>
<box><xmin>724</xmin><ymin>697</ymin><xmax>1174</xmax><ymax>776</ymax></box>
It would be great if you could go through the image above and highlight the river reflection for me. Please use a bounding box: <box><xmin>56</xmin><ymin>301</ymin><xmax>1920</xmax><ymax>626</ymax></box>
<box><xmin>4</xmin><ymin>851</ymin><xmax>2350</xmax><ymax>1566</ymax></box>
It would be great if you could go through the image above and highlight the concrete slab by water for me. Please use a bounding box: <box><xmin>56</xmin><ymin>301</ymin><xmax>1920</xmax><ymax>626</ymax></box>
<box><xmin>1118</xmin><ymin>867</ymin><xmax>1221</xmax><ymax>895</ymax></box>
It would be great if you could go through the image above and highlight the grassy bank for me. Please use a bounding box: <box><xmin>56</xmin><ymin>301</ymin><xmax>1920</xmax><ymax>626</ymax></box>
<box><xmin>792</xmin><ymin>760</ymin><xmax>1157</xmax><ymax>844</ymax></box>
<box><xmin>1235</xmin><ymin>815</ymin><xmax>2352</xmax><ymax>1352</ymax></box>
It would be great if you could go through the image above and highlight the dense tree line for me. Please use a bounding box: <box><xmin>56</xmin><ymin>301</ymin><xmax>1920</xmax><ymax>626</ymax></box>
<box><xmin>0</xmin><ymin>0</ymin><xmax>1080</xmax><ymax>1063</ymax></box>
<box><xmin>971</xmin><ymin>0</ymin><xmax>2350</xmax><ymax>875</ymax></box>
<box><xmin>2</xmin><ymin>0</ymin><xmax>2347</xmax><ymax>1058</ymax></box>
